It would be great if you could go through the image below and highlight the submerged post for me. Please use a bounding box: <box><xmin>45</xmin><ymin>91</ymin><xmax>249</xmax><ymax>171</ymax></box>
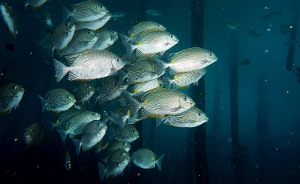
<box><xmin>229</xmin><ymin>31</ymin><xmax>245</xmax><ymax>184</ymax></box>
<box><xmin>286</xmin><ymin>0</ymin><xmax>300</xmax><ymax>71</ymax></box>
<box><xmin>188</xmin><ymin>0</ymin><xmax>208</xmax><ymax>183</ymax></box>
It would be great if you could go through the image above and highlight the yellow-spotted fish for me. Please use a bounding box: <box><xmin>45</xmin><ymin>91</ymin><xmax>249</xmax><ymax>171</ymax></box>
<box><xmin>38</xmin><ymin>88</ymin><xmax>76</xmax><ymax>113</ymax></box>
<box><xmin>131</xmin><ymin>148</ymin><xmax>165</xmax><ymax>171</ymax></box>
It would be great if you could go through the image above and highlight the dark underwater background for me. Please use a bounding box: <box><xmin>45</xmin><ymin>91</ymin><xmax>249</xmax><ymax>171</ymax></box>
<box><xmin>0</xmin><ymin>0</ymin><xmax>300</xmax><ymax>183</ymax></box>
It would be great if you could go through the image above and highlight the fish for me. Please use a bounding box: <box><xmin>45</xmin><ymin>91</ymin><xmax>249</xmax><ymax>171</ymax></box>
<box><xmin>156</xmin><ymin>106</ymin><xmax>209</xmax><ymax>128</ymax></box>
<box><xmin>53</xmin><ymin>49</ymin><xmax>125</xmax><ymax>82</ymax></box>
<box><xmin>146</xmin><ymin>9</ymin><xmax>162</xmax><ymax>16</ymax></box>
<box><xmin>23</xmin><ymin>0</ymin><xmax>48</xmax><ymax>12</ymax></box>
<box><xmin>0</xmin><ymin>3</ymin><xmax>18</xmax><ymax>39</ymax></box>
<box><xmin>107</xmin><ymin>141</ymin><xmax>131</xmax><ymax>155</ymax></box>
<box><xmin>128</xmin><ymin>21</ymin><xmax>166</xmax><ymax>37</ymax></box>
<box><xmin>5</xmin><ymin>43</ymin><xmax>14</xmax><ymax>53</ymax></box>
<box><xmin>98</xmin><ymin>149</ymin><xmax>130</xmax><ymax>180</ymax></box>
<box><xmin>165</xmin><ymin>47</ymin><xmax>218</xmax><ymax>74</ymax></box>
<box><xmin>163</xmin><ymin>68</ymin><xmax>206</xmax><ymax>89</ymax></box>
<box><xmin>119</xmin><ymin>58</ymin><xmax>165</xmax><ymax>85</ymax></box>
<box><xmin>280</xmin><ymin>23</ymin><xmax>291</xmax><ymax>35</ymax></box>
<box><xmin>119</xmin><ymin>30</ymin><xmax>179</xmax><ymax>57</ymax></box>
<box><xmin>131</xmin><ymin>148</ymin><xmax>165</xmax><ymax>171</ymax></box>
<box><xmin>35</xmin><ymin>10</ymin><xmax>53</xmax><ymax>33</ymax></box>
<box><xmin>111</xmin><ymin>11</ymin><xmax>126</xmax><ymax>18</ymax></box>
<box><xmin>50</xmin><ymin>107</ymin><xmax>83</xmax><ymax>130</ymax></box>
<box><xmin>51</xmin><ymin>21</ymin><xmax>76</xmax><ymax>55</ymax></box>
<box><xmin>93</xmin><ymin>76</ymin><xmax>128</xmax><ymax>105</ymax></box>
<box><xmin>62</xmin><ymin>0</ymin><xmax>109</xmax><ymax>23</ymax></box>
<box><xmin>92</xmin><ymin>29</ymin><xmax>118</xmax><ymax>50</ymax></box>
<box><xmin>0</xmin><ymin>83</ymin><xmax>25</xmax><ymax>115</ymax></box>
<box><xmin>127</xmin><ymin>78</ymin><xmax>163</xmax><ymax>96</ymax></box>
<box><xmin>64</xmin><ymin>150</ymin><xmax>71</xmax><ymax>171</ymax></box>
<box><xmin>56</xmin><ymin>111</ymin><xmax>101</xmax><ymax>142</ymax></box>
<box><xmin>109</xmin><ymin>125</ymin><xmax>139</xmax><ymax>143</ymax></box>
<box><xmin>75</xmin><ymin>13</ymin><xmax>111</xmax><ymax>31</ymax></box>
<box><xmin>124</xmin><ymin>88</ymin><xmax>195</xmax><ymax>119</ymax></box>
<box><xmin>23</xmin><ymin>122</ymin><xmax>45</xmax><ymax>147</ymax></box>
<box><xmin>261</xmin><ymin>10</ymin><xmax>281</xmax><ymax>21</ymax></box>
<box><xmin>38</xmin><ymin>88</ymin><xmax>76</xmax><ymax>113</ymax></box>
<box><xmin>248</xmin><ymin>28</ymin><xmax>261</xmax><ymax>37</ymax></box>
<box><xmin>104</xmin><ymin>107</ymin><xmax>131</xmax><ymax>130</ymax></box>
<box><xmin>59</xmin><ymin>29</ymin><xmax>99</xmax><ymax>57</ymax></box>
<box><xmin>73</xmin><ymin>83</ymin><xmax>95</xmax><ymax>105</ymax></box>
<box><xmin>222</xmin><ymin>21</ymin><xmax>241</xmax><ymax>30</ymax></box>
<box><xmin>72</xmin><ymin>120</ymin><xmax>107</xmax><ymax>154</ymax></box>
<box><xmin>239</xmin><ymin>59</ymin><xmax>250</xmax><ymax>66</ymax></box>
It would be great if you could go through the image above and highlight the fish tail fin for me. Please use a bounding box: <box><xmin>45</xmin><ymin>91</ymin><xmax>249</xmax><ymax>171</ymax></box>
<box><xmin>123</xmin><ymin>91</ymin><xmax>140</xmax><ymax>119</ymax></box>
<box><xmin>38</xmin><ymin>95</ymin><xmax>48</xmax><ymax>112</ymax></box>
<box><xmin>56</xmin><ymin>129</ymin><xmax>68</xmax><ymax>142</ymax></box>
<box><xmin>47</xmin><ymin>120</ymin><xmax>56</xmax><ymax>131</ymax></box>
<box><xmin>155</xmin><ymin>154</ymin><xmax>165</xmax><ymax>171</ymax></box>
<box><xmin>156</xmin><ymin>118</ymin><xmax>165</xmax><ymax>127</ymax></box>
<box><xmin>108</xmin><ymin>127</ymin><xmax>115</xmax><ymax>140</ymax></box>
<box><xmin>62</xmin><ymin>6</ymin><xmax>72</xmax><ymax>21</ymax></box>
<box><xmin>98</xmin><ymin>162</ymin><xmax>106</xmax><ymax>180</ymax></box>
<box><xmin>15</xmin><ymin>1</ymin><xmax>26</xmax><ymax>15</ymax></box>
<box><xmin>72</xmin><ymin>138</ymin><xmax>81</xmax><ymax>155</ymax></box>
<box><xmin>161</xmin><ymin>76</ymin><xmax>172</xmax><ymax>89</ymax></box>
<box><xmin>118</xmin><ymin>69</ymin><xmax>128</xmax><ymax>86</ymax></box>
<box><xmin>110</xmin><ymin>113</ymin><xmax>126</xmax><ymax>130</ymax></box>
<box><xmin>53</xmin><ymin>59</ymin><xmax>69</xmax><ymax>82</ymax></box>
<box><xmin>119</xmin><ymin>33</ymin><xmax>136</xmax><ymax>56</ymax></box>
<box><xmin>154</xmin><ymin>59</ymin><xmax>167</xmax><ymax>76</ymax></box>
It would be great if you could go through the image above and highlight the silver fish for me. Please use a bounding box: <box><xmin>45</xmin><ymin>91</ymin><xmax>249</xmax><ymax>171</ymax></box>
<box><xmin>56</xmin><ymin>111</ymin><xmax>101</xmax><ymax>142</ymax></box>
<box><xmin>93</xmin><ymin>76</ymin><xmax>128</xmax><ymax>105</ymax></box>
<box><xmin>93</xmin><ymin>29</ymin><xmax>118</xmax><ymax>50</ymax></box>
<box><xmin>62</xmin><ymin>0</ymin><xmax>108</xmax><ymax>23</ymax></box>
<box><xmin>128</xmin><ymin>21</ymin><xmax>166</xmax><ymax>37</ymax></box>
<box><xmin>98</xmin><ymin>149</ymin><xmax>130</xmax><ymax>180</ymax></box>
<box><xmin>156</xmin><ymin>106</ymin><xmax>209</xmax><ymax>128</ymax></box>
<box><xmin>53</xmin><ymin>50</ymin><xmax>125</xmax><ymax>82</ymax></box>
<box><xmin>72</xmin><ymin>120</ymin><xmax>107</xmax><ymax>154</ymax></box>
<box><xmin>163</xmin><ymin>68</ymin><xmax>206</xmax><ymax>89</ymax></box>
<box><xmin>51</xmin><ymin>21</ymin><xmax>76</xmax><ymax>54</ymax></box>
<box><xmin>0</xmin><ymin>3</ymin><xmax>18</xmax><ymax>39</ymax></box>
<box><xmin>38</xmin><ymin>88</ymin><xmax>76</xmax><ymax>113</ymax></box>
<box><xmin>109</xmin><ymin>125</ymin><xmax>139</xmax><ymax>143</ymax></box>
<box><xmin>165</xmin><ymin>47</ymin><xmax>218</xmax><ymax>74</ymax></box>
<box><xmin>59</xmin><ymin>29</ymin><xmax>99</xmax><ymax>57</ymax></box>
<box><xmin>0</xmin><ymin>83</ymin><xmax>25</xmax><ymax>115</ymax></box>
<box><xmin>131</xmin><ymin>148</ymin><xmax>165</xmax><ymax>171</ymax></box>
<box><xmin>119</xmin><ymin>30</ymin><xmax>178</xmax><ymax>57</ymax></box>
<box><xmin>75</xmin><ymin>13</ymin><xmax>111</xmax><ymax>31</ymax></box>
<box><xmin>73</xmin><ymin>83</ymin><xmax>95</xmax><ymax>105</ymax></box>
<box><xmin>24</xmin><ymin>122</ymin><xmax>45</xmax><ymax>147</ymax></box>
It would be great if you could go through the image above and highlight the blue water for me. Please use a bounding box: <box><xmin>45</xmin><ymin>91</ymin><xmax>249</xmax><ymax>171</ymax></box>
<box><xmin>0</xmin><ymin>0</ymin><xmax>300</xmax><ymax>183</ymax></box>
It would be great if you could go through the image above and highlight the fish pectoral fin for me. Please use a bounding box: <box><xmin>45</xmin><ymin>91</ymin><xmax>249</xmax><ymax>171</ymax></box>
<box><xmin>170</xmin><ymin>106</ymin><xmax>182</xmax><ymax>112</ymax></box>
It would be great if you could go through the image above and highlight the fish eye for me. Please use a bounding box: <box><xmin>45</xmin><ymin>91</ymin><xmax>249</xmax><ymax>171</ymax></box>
<box><xmin>183</xmin><ymin>96</ymin><xmax>187</xmax><ymax>101</ymax></box>
<box><xmin>116</xmin><ymin>58</ymin><xmax>120</xmax><ymax>62</ymax></box>
<box><xmin>66</xmin><ymin>96</ymin><xmax>70</xmax><ymax>99</ymax></box>
<box><xmin>31</xmin><ymin>129</ymin><xmax>34</xmax><ymax>133</ymax></box>
<box><xmin>87</xmin><ymin>31</ymin><xmax>91</xmax><ymax>34</ymax></box>
<box><xmin>100</xmin><ymin>5</ymin><xmax>103</xmax><ymax>9</ymax></box>
<box><xmin>170</xmin><ymin>35</ymin><xmax>174</xmax><ymax>38</ymax></box>
<box><xmin>198</xmin><ymin>112</ymin><xmax>202</xmax><ymax>116</ymax></box>
<box><xmin>65</xmin><ymin>22</ymin><xmax>70</xmax><ymax>26</ymax></box>
<box><xmin>209</xmin><ymin>52</ymin><xmax>213</xmax><ymax>56</ymax></box>
<box><xmin>13</xmin><ymin>86</ymin><xmax>17</xmax><ymax>90</ymax></box>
